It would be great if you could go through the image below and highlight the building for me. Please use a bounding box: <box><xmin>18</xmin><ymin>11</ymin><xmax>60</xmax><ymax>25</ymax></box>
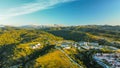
<box><xmin>94</xmin><ymin>53</ymin><xmax>120</xmax><ymax>68</ymax></box>
<box><xmin>61</xmin><ymin>43</ymin><xmax>71</xmax><ymax>49</ymax></box>
<box><xmin>78</xmin><ymin>42</ymin><xmax>99</xmax><ymax>46</ymax></box>
<box><xmin>31</xmin><ymin>43</ymin><xmax>41</xmax><ymax>49</ymax></box>
<box><xmin>89</xmin><ymin>42</ymin><xmax>99</xmax><ymax>46</ymax></box>
<box><xmin>78</xmin><ymin>42</ymin><xmax>88</xmax><ymax>46</ymax></box>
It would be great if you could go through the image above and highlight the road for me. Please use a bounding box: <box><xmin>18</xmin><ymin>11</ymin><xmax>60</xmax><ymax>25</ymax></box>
<box><xmin>55</xmin><ymin>46</ymin><xmax>83</xmax><ymax>68</ymax></box>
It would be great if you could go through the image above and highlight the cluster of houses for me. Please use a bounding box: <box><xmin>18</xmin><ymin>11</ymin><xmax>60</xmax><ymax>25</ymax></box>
<box><xmin>31</xmin><ymin>43</ymin><xmax>41</xmax><ymax>49</ymax></box>
<box><xmin>94</xmin><ymin>53</ymin><xmax>120</xmax><ymax>68</ymax></box>
<box><xmin>60</xmin><ymin>41</ymin><xmax>120</xmax><ymax>68</ymax></box>
<box><xmin>78</xmin><ymin>42</ymin><xmax>99</xmax><ymax>46</ymax></box>
<box><xmin>77</xmin><ymin>42</ymin><xmax>100</xmax><ymax>50</ymax></box>
<box><xmin>60</xmin><ymin>41</ymin><xmax>100</xmax><ymax>50</ymax></box>
<box><xmin>60</xmin><ymin>41</ymin><xmax>119</xmax><ymax>51</ymax></box>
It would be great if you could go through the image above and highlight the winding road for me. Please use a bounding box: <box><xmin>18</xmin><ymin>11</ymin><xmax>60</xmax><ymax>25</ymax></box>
<box><xmin>55</xmin><ymin>46</ymin><xmax>83</xmax><ymax>68</ymax></box>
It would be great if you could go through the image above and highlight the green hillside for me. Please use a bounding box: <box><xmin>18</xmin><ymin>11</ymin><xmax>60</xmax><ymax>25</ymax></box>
<box><xmin>44</xmin><ymin>25</ymin><xmax>120</xmax><ymax>47</ymax></box>
<box><xmin>0</xmin><ymin>25</ymin><xmax>120</xmax><ymax>68</ymax></box>
<box><xmin>0</xmin><ymin>28</ymin><xmax>69</xmax><ymax>68</ymax></box>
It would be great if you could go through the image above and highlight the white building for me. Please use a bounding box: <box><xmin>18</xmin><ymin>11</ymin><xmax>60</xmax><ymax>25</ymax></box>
<box><xmin>94</xmin><ymin>53</ymin><xmax>120</xmax><ymax>68</ymax></box>
<box><xmin>79</xmin><ymin>42</ymin><xmax>88</xmax><ymax>46</ymax></box>
<box><xmin>78</xmin><ymin>42</ymin><xmax>99</xmax><ymax>46</ymax></box>
<box><xmin>61</xmin><ymin>43</ymin><xmax>71</xmax><ymax>49</ymax></box>
<box><xmin>31</xmin><ymin>43</ymin><xmax>41</xmax><ymax>49</ymax></box>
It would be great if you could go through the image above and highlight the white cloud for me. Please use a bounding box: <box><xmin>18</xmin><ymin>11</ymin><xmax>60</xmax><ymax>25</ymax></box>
<box><xmin>0</xmin><ymin>0</ymin><xmax>75</xmax><ymax>20</ymax></box>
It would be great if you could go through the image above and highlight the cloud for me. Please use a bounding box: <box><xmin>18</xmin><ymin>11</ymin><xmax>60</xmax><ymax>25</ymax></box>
<box><xmin>0</xmin><ymin>0</ymin><xmax>75</xmax><ymax>20</ymax></box>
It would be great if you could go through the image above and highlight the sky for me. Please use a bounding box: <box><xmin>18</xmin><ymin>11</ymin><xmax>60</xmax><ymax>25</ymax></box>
<box><xmin>0</xmin><ymin>0</ymin><xmax>120</xmax><ymax>26</ymax></box>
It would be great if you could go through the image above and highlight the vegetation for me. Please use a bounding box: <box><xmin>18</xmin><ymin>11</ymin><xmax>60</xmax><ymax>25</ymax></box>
<box><xmin>0</xmin><ymin>25</ymin><xmax>119</xmax><ymax>68</ymax></box>
<box><xmin>25</xmin><ymin>49</ymin><xmax>79</xmax><ymax>68</ymax></box>
<box><xmin>44</xmin><ymin>25</ymin><xmax>120</xmax><ymax>48</ymax></box>
<box><xmin>0</xmin><ymin>27</ymin><xmax>64</xmax><ymax>68</ymax></box>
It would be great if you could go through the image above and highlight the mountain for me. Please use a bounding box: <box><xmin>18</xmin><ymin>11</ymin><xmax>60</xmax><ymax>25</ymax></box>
<box><xmin>43</xmin><ymin>25</ymin><xmax>120</xmax><ymax>46</ymax></box>
<box><xmin>20</xmin><ymin>24</ymin><xmax>65</xmax><ymax>29</ymax></box>
<box><xmin>0</xmin><ymin>27</ymin><xmax>86</xmax><ymax>68</ymax></box>
<box><xmin>0</xmin><ymin>25</ymin><xmax>120</xmax><ymax>68</ymax></box>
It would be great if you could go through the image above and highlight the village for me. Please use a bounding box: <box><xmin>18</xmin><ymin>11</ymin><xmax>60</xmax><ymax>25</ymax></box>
<box><xmin>59</xmin><ymin>41</ymin><xmax>118</xmax><ymax>50</ymax></box>
<box><xmin>29</xmin><ymin>41</ymin><xmax>120</xmax><ymax>68</ymax></box>
<box><xmin>94</xmin><ymin>53</ymin><xmax>120</xmax><ymax>68</ymax></box>
<box><xmin>58</xmin><ymin>41</ymin><xmax>120</xmax><ymax>68</ymax></box>
<box><xmin>29</xmin><ymin>40</ymin><xmax>119</xmax><ymax>50</ymax></box>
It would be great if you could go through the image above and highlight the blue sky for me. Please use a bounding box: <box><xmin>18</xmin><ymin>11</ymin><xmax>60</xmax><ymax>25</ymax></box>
<box><xmin>0</xmin><ymin>0</ymin><xmax>120</xmax><ymax>26</ymax></box>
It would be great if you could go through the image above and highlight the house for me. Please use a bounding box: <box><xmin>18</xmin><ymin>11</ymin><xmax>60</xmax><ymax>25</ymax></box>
<box><xmin>89</xmin><ymin>42</ymin><xmax>99</xmax><ymax>46</ymax></box>
<box><xmin>74</xmin><ymin>43</ymin><xmax>77</xmax><ymax>48</ymax></box>
<box><xmin>78</xmin><ymin>47</ymin><xmax>81</xmax><ymax>49</ymax></box>
<box><xmin>64</xmin><ymin>47</ymin><xmax>71</xmax><ymax>49</ymax></box>
<box><xmin>61</xmin><ymin>43</ymin><xmax>71</xmax><ymax>49</ymax></box>
<box><xmin>78</xmin><ymin>42</ymin><xmax>88</xmax><ymax>46</ymax></box>
<box><xmin>31</xmin><ymin>43</ymin><xmax>41</xmax><ymax>49</ymax></box>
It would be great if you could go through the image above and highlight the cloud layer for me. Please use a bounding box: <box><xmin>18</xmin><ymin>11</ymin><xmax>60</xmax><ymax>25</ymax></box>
<box><xmin>0</xmin><ymin>0</ymin><xmax>75</xmax><ymax>20</ymax></box>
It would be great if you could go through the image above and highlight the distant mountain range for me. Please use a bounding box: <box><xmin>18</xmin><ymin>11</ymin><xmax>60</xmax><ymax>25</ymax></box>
<box><xmin>19</xmin><ymin>24</ymin><xmax>64</xmax><ymax>29</ymax></box>
<box><xmin>0</xmin><ymin>24</ymin><xmax>120</xmax><ymax>30</ymax></box>
<box><xmin>0</xmin><ymin>24</ymin><xmax>65</xmax><ymax>29</ymax></box>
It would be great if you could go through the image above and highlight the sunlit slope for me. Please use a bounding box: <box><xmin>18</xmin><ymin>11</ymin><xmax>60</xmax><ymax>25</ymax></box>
<box><xmin>25</xmin><ymin>49</ymin><xmax>79</xmax><ymax>68</ymax></box>
<box><xmin>0</xmin><ymin>28</ymin><xmax>64</xmax><ymax>68</ymax></box>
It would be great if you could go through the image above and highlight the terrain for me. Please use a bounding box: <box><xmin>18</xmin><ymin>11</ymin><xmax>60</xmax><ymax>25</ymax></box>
<box><xmin>0</xmin><ymin>25</ymin><xmax>120</xmax><ymax>68</ymax></box>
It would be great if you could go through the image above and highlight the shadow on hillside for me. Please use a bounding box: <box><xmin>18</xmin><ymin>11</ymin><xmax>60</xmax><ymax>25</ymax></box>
<box><xmin>15</xmin><ymin>45</ymin><xmax>56</xmax><ymax>67</ymax></box>
<box><xmin>74</xmin><ymin>49</ymin><xmax>103</xmax><ymax>68</ymax></box>
<box><xmin>0</xmin><ymin>43</ymin><xmax>19</xmax><ymax>67</ymax></box>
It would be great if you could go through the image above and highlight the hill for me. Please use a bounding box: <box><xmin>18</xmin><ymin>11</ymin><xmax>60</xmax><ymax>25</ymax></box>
<box><xmin>0</xmin><ymin>28</ymin><xmax>69</xmax><ymax>68</ymax></box>
<box><xmin>43</xmin><ymin>25</ymin><xmax>120</xmax><ymax>45</ymax></box>
<box><xmin>0</xmin><ymin>25</ymin><xmax>120</xmax><ymax>68</ymax></box>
